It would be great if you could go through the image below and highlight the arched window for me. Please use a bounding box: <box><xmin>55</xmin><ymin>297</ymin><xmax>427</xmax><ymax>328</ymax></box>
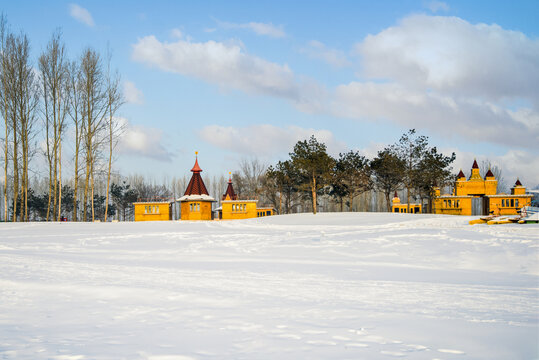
<box><xmin>502</xmin><ymin>199</ymin><xmax>505</xmax><ymax>207</ymax></box>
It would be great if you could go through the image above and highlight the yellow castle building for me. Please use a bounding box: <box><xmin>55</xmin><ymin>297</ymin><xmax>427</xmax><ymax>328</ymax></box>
<box><xmin>217</xmin><ymin>174</ymin><xmax>275</xmax><ymax>220</ymax></box>
<box><xmin>133</xmin><ymin>201</ymin><xmax>173</xmax><ymax>221</ymax></box>
<box><xmin>434</xmin><ymin>160</ymin><xmax>533</xmax><ymax>216</ymax></box>
<box><xmin>178</xmin><ymin>154</ymin><xmax>216</xmax><ymax>220</ymax></box>
<box><xmin>391</xmin><ymin>192</ymin><xmax>422</xmax><ymax>214</ymax></box>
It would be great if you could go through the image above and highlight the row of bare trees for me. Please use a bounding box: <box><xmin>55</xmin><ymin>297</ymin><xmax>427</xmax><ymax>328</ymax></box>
<box><xmin>0</xmin><ymin>17</ymin><xmax>123</xmax><ymax>222</ymax></box>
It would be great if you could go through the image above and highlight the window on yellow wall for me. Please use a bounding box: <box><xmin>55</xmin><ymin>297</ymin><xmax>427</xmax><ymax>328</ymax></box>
<box><xmin>510</xmin><ymin>199</ymin><xmax>514</xmax><ymax>207</ymax></box>
<box><xmin>516</xmin><ymin>199</ymin><xmax>519</xmax><ymax>207</ymax></box>
<box><xmin>457</xmin><ymin>200</ymin><xmax>460</xmax><ymax>208</ymax></box>
<box><xmin>502</xmin><ymin>199</ymin><xmax>505</xmax><ymax>207</ymax></box>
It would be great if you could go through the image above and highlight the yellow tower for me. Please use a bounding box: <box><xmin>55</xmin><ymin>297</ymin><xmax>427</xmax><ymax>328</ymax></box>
<box><xmin>178</xmin><ymin>153</ymin><xmax>215</xmax><ymax>220</ymax></box>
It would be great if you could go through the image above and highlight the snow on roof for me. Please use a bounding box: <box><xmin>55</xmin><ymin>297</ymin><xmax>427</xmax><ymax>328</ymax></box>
<box><xmin>177</xmin><ymin>194</ymin><xmax>216</xmax><ymax>202</ymax></box>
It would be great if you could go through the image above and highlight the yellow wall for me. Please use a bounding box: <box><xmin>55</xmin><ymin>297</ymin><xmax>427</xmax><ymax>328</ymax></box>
<box><xmin>392</xmin><ymin>204</ymin><xmax>422</xmax><ymax>214</ymax></box>
<box><xmin>221</xmin><ymin>201</ymin><xmax>275</xmax><ymax>219</ymax></box>
<box><xmin>221</xmin><ymin>201</ymin><xmax>258</xmax><ymax>220</ymax></box>
<box><xmin>256</xmin><ymin>208</ymin><xmax>275</xmax><ymax>217</ymax></box>
<box><xmin>434</xmin><ymin>197</ymin><xmax>472</xmax><ymax>216</ymax></box>
<box><xmin>487</xmin><ymin>196</ymin><xmax>533</xmax><ymax>216</ymax></box>
<box><xmin>134</xmin><ymin>202</ymin><xmax>172</xmax><ymax>221</ymax></box>
<box><xmin>181</xmin><ymin>201</ymin><xmax>213</xmax><ymax>220</ymax></box>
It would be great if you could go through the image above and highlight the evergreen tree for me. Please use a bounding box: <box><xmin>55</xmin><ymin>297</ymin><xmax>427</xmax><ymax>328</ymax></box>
<box><xmin>371</xmin><ymin>149</ymin><xmax>405</xmax><ymax>212</ymax></box>
<box><xmin>390</xmin><ymin>129</ymin><xmax>428</xmax><ymax>213</ymax></box>
<box><xmin>330</xmin><ymin>151</ymin><xmax>372</xmax><ymax>211</ymax></box>
<box><xmin>414</xmin><ymin>147</ymin><xmax>455</xmax><ymax>212</ymax></box>
<box><xmin>110</xmin><ymin>181</ymin><xmax>138</xmax><ymax>221</ymax></box>
<box><xmin>290</xmin><ymin>135</ymin><xmax>334</xmax><ymax>214</ymax></box>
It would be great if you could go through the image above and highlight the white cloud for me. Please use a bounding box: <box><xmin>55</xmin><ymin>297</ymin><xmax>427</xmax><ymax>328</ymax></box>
<box><xmin>198</xmin><ymin>124</ymin><xmax>346</xmax><ymax>157</ymax></box>
<box><xmin>123</xmin><ymin>81</ymin><xmax>144</xmax><ymax>105</ymax></box>
<box><xmin>331</xmin><ymin>82</ymin><xmax>539</xmax><ymax>149</ymax></box>
<box><xmin>301</xmin><ymin>40</ymin><xmax>351</xmax><ymax>68</ymax></box>
<box><xmin>356</xmin><ymin>14</ymin><xmax>539</xmax><ymax>101</ymax></box>
<box><xmin>119</xmin><ymin>120</ymin><xmax>173</xmax><ymax>161</ymax></box>
<box><xmin>218</xmin><ymin>20</ymin><xmax>286</xmax><ymax>38</ymax></box>
<box><xmin>131</xmin><ymin>35</ymin><xmax>324</xmax><ymax>107</ymax></box>
<box><xmin>425</xmin><ymin>1</ymin><xmax>449</xmax><ymax>13</ymax></box>
<box><xmin>69</xmin><ymin>4</ymin><xmax>95</xmax><ymax>27</ymax></box>
<box><xmin>170</xmin><ymin>28</ymin><xmax>183</xmax><ymax>39</ymax></box>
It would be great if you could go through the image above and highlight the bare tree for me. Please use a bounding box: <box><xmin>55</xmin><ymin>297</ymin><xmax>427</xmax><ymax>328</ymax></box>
<box><xmin>0</xmin><ymin>15</ymin><xmax>9</xmax><ymax>221</ymax></box>
<box><xmin>238</xmin><ymin>158</ymin><xmax>267</xmax><ymax>199</ymax></box>
<box><xmin>103</xmin><ymin>53</ymin><xmax>124</xmax><ymax>221</ymax></box>
<box><xmin>3</xmin><ymin>32</ymin><xmax>39</xmax><ymax>221</ymax></box>
<box><xmin>39</xmin><ymin>30</ymin><xmax>68</xmax><ymax>221</ymax></box>
<box><xmin>66</xmin><ymin>60</ymin><xmax>83</xmax><ymax>221</ymax></box>
<box><xmin>79</xmin><ymin>48</ymin><xmax>108</xmax><ymax>221</ymax></box>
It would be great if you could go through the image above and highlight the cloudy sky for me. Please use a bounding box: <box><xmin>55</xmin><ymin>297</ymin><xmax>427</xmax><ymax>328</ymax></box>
<box><xmin>4</xmin><ymin>0</ymin><xmax>539</xmax><ymax>186</ymax></box>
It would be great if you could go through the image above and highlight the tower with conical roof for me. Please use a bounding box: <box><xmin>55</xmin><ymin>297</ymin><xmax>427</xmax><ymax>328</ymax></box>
<box><xmin>222</xmin><ymin>172</ymin><xmax>238</xmax><ymax>201</ymax></box>
<box><xmin>178</xmin><ymin>153</ymin><xmax>215</xmax><ymax>220</ymax></box>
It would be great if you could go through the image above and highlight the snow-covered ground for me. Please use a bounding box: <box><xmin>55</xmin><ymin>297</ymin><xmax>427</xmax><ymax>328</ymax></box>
<box><xmin>0</xmin><ymin>213</ymin><xmax>537</xmax><ymax>360</ymax></box>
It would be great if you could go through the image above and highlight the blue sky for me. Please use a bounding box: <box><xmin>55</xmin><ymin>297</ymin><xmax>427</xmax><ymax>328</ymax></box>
<box><xmin>3</xmin><ymin>0</ymin><xmax>539</xmax><ymax>186</ymax></box>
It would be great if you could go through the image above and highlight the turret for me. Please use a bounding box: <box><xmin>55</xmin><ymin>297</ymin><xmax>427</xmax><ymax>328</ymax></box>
<box><xmin>511</xmin><ymin>178</ymin><xmax>526</xmax><ymax>195</ymax></box>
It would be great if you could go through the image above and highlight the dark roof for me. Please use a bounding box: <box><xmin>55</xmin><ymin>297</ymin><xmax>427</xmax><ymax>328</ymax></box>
<box><xmin>394</xmin><ymin>191</ymin><xmax>398</xmax><ymax>198</ymax></box>
<box><xmin>457</xmin><ymin>169</ymin><xmax>465</xmax><ymax>178</ymax></box>
<box><xmin>515</xmin><ymin>178</ymin><xmax>522</xmax><ymax>186</ymax></box>
<box><xmin>184</xmin><ymin>156</ymin><xmax>209</xmax><ymax>196</ymax></box>
<box><xmin>223</xmin><ymin>175</ymin><xmax>238</xmax><ymax>200</ymax></box>
<box><xmin>472</xmin><ymin>159</ymin><xmax>479</xmax><ymax>169</ymax></box>
<box><xmin>484</xmin><ymin>169</ymin><xmax>494</xmax><ymax>178</ymax></box>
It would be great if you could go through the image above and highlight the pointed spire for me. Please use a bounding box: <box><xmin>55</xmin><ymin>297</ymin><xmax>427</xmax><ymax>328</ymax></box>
<box><xmin>484</xmin><ymin>168</ymin><xmax>494</xmax><ymax>178</ymax></box>
<box><xmin>191</xmin><ymin>151</ymin><xmax>202</xmax><ymax>173</ymax></box>
<box><xmin>394</xmin><ymin>191</ymin><xmax>398</xmax><ymax>198</ymax></box>
<box><xmin>223</xmin><ymin>172</ymin><xmax>238</xmax><ymax>200</ymax></box>
<box><xmin>457</xmin><ymin>169</ymin><xmax>465</xmax><ymax>178</ymax></box>
<box><xmin>515</xmin><ymin>178</ymin><xmax>522</xmax><ymax>186</ymax></box>
<box><xmin>184</xmin><ymin>153</ymin><xmax>209</xmax><ymax>195</ymax></box>
<box><xmin>472</xmin><ymin>158</ymin><xmax>479</xmax><ymax>169</ymax></box>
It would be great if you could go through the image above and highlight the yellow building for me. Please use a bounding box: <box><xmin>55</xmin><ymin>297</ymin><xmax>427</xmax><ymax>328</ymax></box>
<box><xmin>178</xmin><ymin>154</ymin><xmax>216</xmax><ymax>220</ymax></box>
<box><xmin>133</xmin><ymin>201</ymin><xmax>173</xmax><ymax>221</ymax></box>
<box><xmin>217</xmin><ymin>175</ymin><xmax>275</xmax><ymax>220</ymax></box>
<box><xmin>434</xmin><ymin>160</ymin><xmax>533</xmax><ymax>216</ymax></box>
<box><xmin>391</xmin><ymin>192</ymin><xmax>422</xmax><ymax>213</ymax></box>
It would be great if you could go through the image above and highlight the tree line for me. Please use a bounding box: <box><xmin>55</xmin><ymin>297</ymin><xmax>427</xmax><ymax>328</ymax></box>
<box><xmin>0</xmin><ymin>16</ymin><xmax>123</xmax><ymax>222</ymax></box>
<box><xmin>262</xmin><ymin>129</ymin><xmax>456</xmax><ymax>215</ymax></box>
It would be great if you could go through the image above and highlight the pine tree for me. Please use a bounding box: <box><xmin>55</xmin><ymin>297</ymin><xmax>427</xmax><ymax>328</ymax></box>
<box><xmin>290</xmin><ymin>135</ymin><xmax>334</xmax><ymax>214</ymax></box>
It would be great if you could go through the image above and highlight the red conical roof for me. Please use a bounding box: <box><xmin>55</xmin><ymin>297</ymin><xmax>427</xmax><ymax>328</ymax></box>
<box><xmin>457</xmin><ymin>169</ymin><xmax>465</xmax><ymax>178</ymax></box>
<box><xmin>515</xmin><ymin>178</ymin><xmax>522</xmax><ymax>186</ymax></box>
<box><xmin>394</xmin><ymin>191</ymin><xmax>398</xmax><ymax>198</ymax></box>
<box><xmin>184</xmin><ymin>154</ymin><xmax>209</xmax><ymax>196</ymax></box>
<box><xmin>191</xmin><ymin>157</ymin><xmax>202</xmax><ymax>173</ymax></box>
<box><xmin>485</xmin><ymin>168</ymin><xmax>494</xmax><ymax>178</ymax></box>
<box><xmin>222</xmin><ymin>173</ymin><xmax>238</xmax><ymax>200</ymax></box>
<box><xmin>472</xmin><ymin>159</ymin><xmax>479</xmax><ymax>169</ymax></box>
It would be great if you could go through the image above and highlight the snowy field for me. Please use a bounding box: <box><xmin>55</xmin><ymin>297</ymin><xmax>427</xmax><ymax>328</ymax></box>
<box><xmin>0</xmin><ymin>213</ymin><xmax>537</xmax><ymax>360</ymax></box>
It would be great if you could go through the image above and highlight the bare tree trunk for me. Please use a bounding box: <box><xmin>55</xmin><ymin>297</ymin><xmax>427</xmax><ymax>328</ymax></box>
<box><xmin>311</xmin><ymin>174</ymin><xmax>317</xmax><ymax>215</ymax></box>
<box><xmin>90</xmin><ymin>162</ymin><xmax>95</xmax><ymax>221</ymax></box>
<box><xmin>57</xmin><ymin>139</ymin><xmax>62</xmax><ymax>220</ymax></box>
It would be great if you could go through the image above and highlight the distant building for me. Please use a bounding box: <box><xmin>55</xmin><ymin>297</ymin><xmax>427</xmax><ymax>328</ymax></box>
<box><xmin>177</xmin><ymin>153</ymin><xmax>216</xmax><ymax>220</ymax></box>
<box><xmin>434</xmin><ymin>160</ymin><xmax>533</xmax><ymax>216</ymax></box>
<box><xmin>133</xmin><ymin>201</ymin><xmax>173</xmax><ymax>221</ymax></box>
<box><xmin>217</xmin><ymin>174</ymin><xmax>275</xmax><ymax>220</ymax></box>
<box><xmin>391</xmin><ymin>192</ymin><xmax>421</xmax><ymax>214</ymax></box>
